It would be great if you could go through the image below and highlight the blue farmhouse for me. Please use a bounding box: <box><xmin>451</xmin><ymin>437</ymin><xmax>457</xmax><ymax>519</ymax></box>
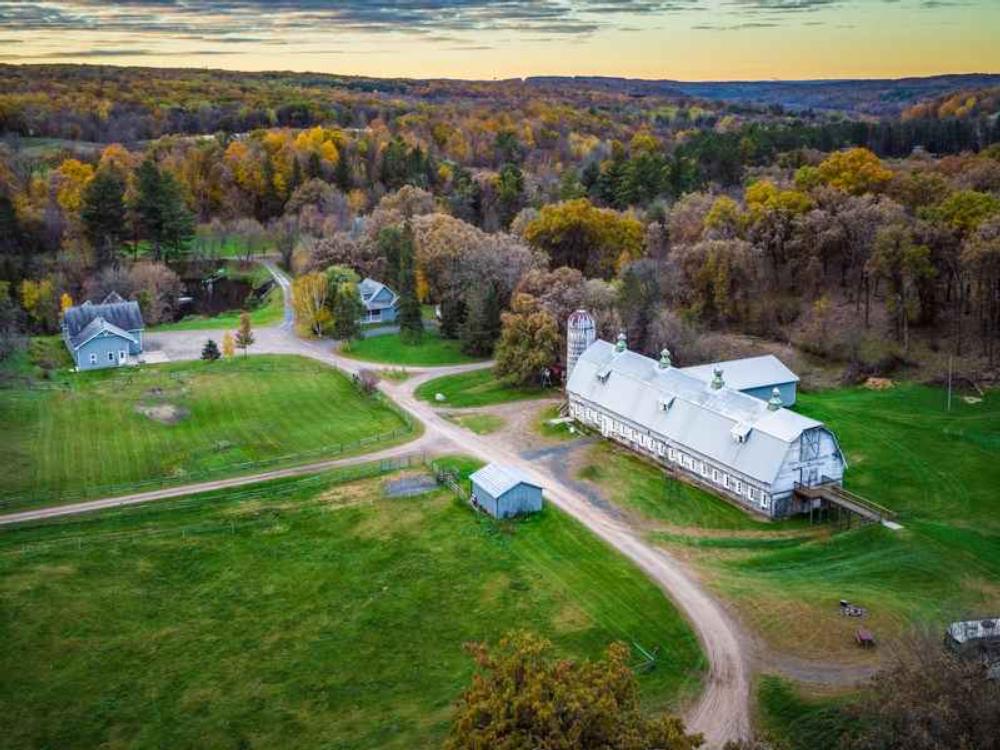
<box><xmin>470</xmin><ymin>463</ymin><xmax>544</xmax><ymax>519</ymax></box>
<box><xmin>358</xmin><ymin>278</ymin><xmax>399</xmax><ymax>324</ymax></box>
<box><xmin>62</xmin><ymin>293</ymin><xmax>145</xmax><ymax>371</ymax></box>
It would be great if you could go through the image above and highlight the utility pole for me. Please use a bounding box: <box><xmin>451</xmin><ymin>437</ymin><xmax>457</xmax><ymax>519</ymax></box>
<box><xmin>947</xmin><ymin>355</ymin><xmax>953</xmax><ymax>412</ymax></box>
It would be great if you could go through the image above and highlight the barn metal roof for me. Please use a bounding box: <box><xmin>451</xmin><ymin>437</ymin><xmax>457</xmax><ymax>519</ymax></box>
<box><xmin>470</xmin><ymin>463</ymin><xmax>542</xmax><ymax>498</ymax></box>
<box><xmin>567</xmin><ymin>340</ymin><xmax>826</xmax><ymax>485</ymax></box>
<box><xmin>63</xmin><ymin>298</ymin><xmax>144</xmax><ymax>342</ymax></box>
<box><xmin>680</xmin><ymin>354</ymin><xmax>800</xmax><ymax>390</ymax></box>
<box><xmin>947</xmin><ymin>618</ymin><xmax>1000</xmax><ymax>644</ymax></box>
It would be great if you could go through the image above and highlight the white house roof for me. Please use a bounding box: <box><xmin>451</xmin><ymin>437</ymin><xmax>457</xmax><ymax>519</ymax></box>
<box><xmin>70</xmin><ymin>316</ymin><xmax>138</xmax><ymax>350</ymax></box>
<box><xmin>680</xmin><ymin>355</ymin><xmax>800</xmax><ymax>391</ymax></box>
<box><xmin>358</xmin><ymin>278</ymin><xmax>399</xmax><ymax>310</ymax></box>
<box><xmin>567</xmin><ymin>340</ymin><xmax>826</xmax><ymax>485</ymax></box>
<box><xmin>470</xmin><ymin>463</ymin><xmax>542</xmax><ymax>498</ymax></box>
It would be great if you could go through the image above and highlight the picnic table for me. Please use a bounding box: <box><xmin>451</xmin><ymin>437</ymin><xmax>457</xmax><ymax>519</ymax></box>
<box><xmin>855</xmin><ymin>627</ymin><xmax>876</xmax><ymax>648</ymax></box>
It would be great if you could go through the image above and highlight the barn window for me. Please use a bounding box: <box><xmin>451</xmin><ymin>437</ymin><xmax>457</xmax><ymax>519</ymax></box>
<box><xmin>749</xmin><ymin>487</ymin><xmax>758</xmax><ymax>501</ymax></box>
<box><xmin>712</xmin><ymin>468</ymin><xmax>720</xmax><ymax>483</ymax></box>
<box><xmin>89</xmin><ymin>353</ymin><xmax>97</xmax><ymax>364</ymax></box>
<box><xmin>107</xmin><ymin>351</ymin><xmax>115</xmax><ymax>361</ymax></box>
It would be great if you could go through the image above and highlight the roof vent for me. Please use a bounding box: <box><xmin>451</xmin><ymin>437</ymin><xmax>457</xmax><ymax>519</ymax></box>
<box><xmin>596</xmin><ymin>365</ymin><xmax>612</xmax><ymax>383</ymax></box>
<box><xmin>657</xmin><ymin>395</ymin><xmax>675</xmax><ymax>411</ymax></box>
<box><xmin>658</xmin><ymin>348</ymin><xmax>672</xmax><ymax>369</ymax></box>
<box><xmin>615</xmin><ymin>332</ymin><xmax>627</xmax><ymax>354</ymax></box>
<box><xmin>768</xmin><ymin>387</ymin><xmax>783</xmax><ymax>411</ymax></box>
<box><xmin>730</xmin><ymin>422</ymin><xmax>752</xmax><ymax>443</ymax></box>
<box><xmin>711</xmin><ymin>367</ymin><xmax>725</xmax><ymax>390</ymax></box>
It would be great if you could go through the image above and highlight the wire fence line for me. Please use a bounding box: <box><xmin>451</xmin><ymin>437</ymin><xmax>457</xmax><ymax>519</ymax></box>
<box><xmin>2</xmin><ymin>452</ymin><xmax>431</xmax><ymax>557</ymax></box>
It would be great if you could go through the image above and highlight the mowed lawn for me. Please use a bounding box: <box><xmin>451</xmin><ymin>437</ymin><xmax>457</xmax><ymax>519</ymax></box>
<box><xmin>151</xmin><ymin>285</ymin><xmax>284</xmax><ymax>332</ymax></box>
<box><xmin>341</xmin><ymin>331</ymin><xmax>483</xmax><ymax>367</ymax></box>
<box><xmin>0</xmin><ymin>355</ymin><xmax>411</xmax><ymax>510</ymax></box>
<box><xmin>0</xmin><ymin>468</ymin><xmax>704</xmax><ymax>750</ymax></box>
<box><xmin>631</xmin><ymin>384</ymin><xmax>1000</xmax><ymax>659</ymax></box>
<box><xmin>416</xmin><ymin>368</ymin><xmax>554</xmax><ymax>408</ymax></box>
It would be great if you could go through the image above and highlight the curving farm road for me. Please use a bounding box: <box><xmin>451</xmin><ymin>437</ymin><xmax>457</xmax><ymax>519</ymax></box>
<box><xmin>0</xmin><ymin>263</ymin><xmax>752</xmax><ymax>747</ymax></box>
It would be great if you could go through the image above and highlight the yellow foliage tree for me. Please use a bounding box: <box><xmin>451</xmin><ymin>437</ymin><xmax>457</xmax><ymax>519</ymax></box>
<box><xmin>221</xmin><ymin>331</ymin><xmax>235</xmax><ymax>358</ymax></box>
<box><xmin>54</xmin><ymin>159</ymin><xmax>95</xmax><ymax>213</ymax></box>
<box><xmin>816</xmin><ymin>147</ymin><xmax>894</xmax><ymax>195</ymax></box>
<box><xmin>292</xmin><ymin>272</ymin><xmax>332</xmax><ymax>337</ymax></box>
<box><xmin>59</xmin><ymin>292</ymin><xmax>73</xmax><ymax>313</ymax></box>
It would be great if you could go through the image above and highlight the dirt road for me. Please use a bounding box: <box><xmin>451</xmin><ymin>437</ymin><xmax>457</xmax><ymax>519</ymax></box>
<box><xmin>2</xmin><ymin>266</ymin><xmax>753</xmax><ymax>746</ymax></box>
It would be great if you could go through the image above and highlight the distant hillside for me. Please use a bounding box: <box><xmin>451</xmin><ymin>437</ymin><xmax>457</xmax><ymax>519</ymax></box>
<box><xmin>526</xmin><ymin>74</ymin><xmax>1000</xmax><ymax>116</ymax></box>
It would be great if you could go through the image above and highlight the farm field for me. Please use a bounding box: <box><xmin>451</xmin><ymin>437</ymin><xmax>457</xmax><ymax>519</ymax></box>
<box><xmin>623</xmin><ymin>384</ymin><xmax>1000</xmax><ymax>662</ymax></box>
<box><xmin>415</xmin><ymin>368</ymin><xmax>554</xmax><ymax>408</ymax></box>
<box><xmin>341</xmin><ymin>331</ymin><xmax>482</xmax><ymax>366</ymax></box>
<box><xmin>0</xmin><ymin>463</ymin><xmax>704</xmax><ymax>750</ymax></box>
<box><xmin>0</xmin><ymin>355</ymin><xmax>412</xmax><ymax>511</ymax></box>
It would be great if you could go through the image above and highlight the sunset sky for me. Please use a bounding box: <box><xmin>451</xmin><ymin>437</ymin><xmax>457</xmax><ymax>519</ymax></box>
<box><xmin>1</xmin><ymin>0</ymin><xmax>998</xmax><ymax>81</ymax></box>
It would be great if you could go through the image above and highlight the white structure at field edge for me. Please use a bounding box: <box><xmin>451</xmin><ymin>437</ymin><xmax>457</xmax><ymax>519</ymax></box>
<box><xmin>565</xmin><ymin>315</ymin><xmax>846</xmax><ymax>518</ymax></box>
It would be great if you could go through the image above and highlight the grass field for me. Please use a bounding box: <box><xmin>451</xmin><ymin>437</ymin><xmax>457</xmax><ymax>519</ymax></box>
<box><xmin>341</xmin><ymin>331</ymin><xmax>482</xmax><ymax>367</ymax></box>
<box><xmin>0</xmin><ymin>466</ymin><xmax>704</xmax><ymax>749</ymax></box>
<box><xmin>415</xmin><ymin>368</ymin><xmax>553</xmax><ymax>408</ymax></box>
<box><xmin>634</xmin><ymin>384</ymin><xmax>1000</xmax><ymax>660</ymax></box>
<box><xmin>444</xmin><ymin>412</ymin><xmax>505</xmax><ymax>435</ymax></box>
<box><xmin>756</xmin><ymin>677</ymin><xmax>855</xmax><ymax>750</ymax></box>
<box><xmin>0</xmin><ymin>355</ymin><xmax>412</xmax><ymax>510</ymax></box>
<box><xmin>577</xmin><ymin>443</ymin><xmax>782</xmax><ymax>531</ymax></box>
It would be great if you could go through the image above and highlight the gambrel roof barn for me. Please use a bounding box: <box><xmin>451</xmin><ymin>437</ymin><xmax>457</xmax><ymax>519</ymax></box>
<box><xmin>566</xmin><ymin>337</ymin><xmax>845</xmax><ymax>518</ymax></box>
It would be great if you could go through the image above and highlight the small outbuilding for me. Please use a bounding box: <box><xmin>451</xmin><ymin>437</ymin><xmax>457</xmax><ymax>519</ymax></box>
<box><xmin>469</xmin><ymin>463</ymin><xmax>543</xmax><ymax>519</ymax></box>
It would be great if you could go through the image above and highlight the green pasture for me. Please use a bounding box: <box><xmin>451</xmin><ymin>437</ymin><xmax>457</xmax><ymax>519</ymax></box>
<box><xmin>0</xmin><ymin>465</ymin><xmax>703</xmax><ymax>749</ymax></box>
<box><xmin>0</xmin><ymin>355</ymin><xmax>412</xmax><ymax>510</ymax></box>
<box><xmin>341</xmin><ymin>331</ymin><xmax>482</xmax><ymax>367</ymax></box>
<box><xmin>415</xmin><ymin>368</ymin><xmax>553</xmax><ymax>408</ymax></box>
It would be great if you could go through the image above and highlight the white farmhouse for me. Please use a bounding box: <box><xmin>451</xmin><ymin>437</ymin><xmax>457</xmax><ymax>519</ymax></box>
<box><xmin>565</xmin><ymin>334</ymin><xmax>846</xmax><ymax>518</ymax></box>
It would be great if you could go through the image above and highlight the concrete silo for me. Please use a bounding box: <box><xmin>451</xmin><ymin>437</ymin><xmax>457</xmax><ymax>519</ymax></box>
<box><xmin>566</xmin><ymin>309</ymin><xmax>597</xmax><ymax>382</ymax></box>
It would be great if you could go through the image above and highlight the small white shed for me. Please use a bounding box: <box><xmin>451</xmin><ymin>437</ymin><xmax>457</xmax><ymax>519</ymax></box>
<box><xmin>469</xmin><ymin>464</ymin><xmax>543</xmax><ymax>519</ymax></box>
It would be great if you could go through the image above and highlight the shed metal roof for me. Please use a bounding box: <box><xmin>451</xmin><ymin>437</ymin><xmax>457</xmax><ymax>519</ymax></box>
<box><xmin>567</xmin><ymin>340</ymin><xmax>826</xmax><ymax>485</ymax></box>
<box><xmin>63</xmin><ymin>298</ymin><xmax>144</xmax><ymax>342</ymax></box>
<box><xmin>470</xmin><ymin>463</ymin><xmax>542</xmax><ymax>498</ymax></box>
<box><xmin>680</xmin><ymin>354</ymin><xmax>800</xmax><ymax>391</ymax></box>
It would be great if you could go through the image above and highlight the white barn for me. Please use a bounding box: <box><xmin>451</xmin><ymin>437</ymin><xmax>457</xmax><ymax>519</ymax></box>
<box><xmin>566</xmin><ymin>336</ymin><xmax>846</xmax><ymax>518</ymax></box>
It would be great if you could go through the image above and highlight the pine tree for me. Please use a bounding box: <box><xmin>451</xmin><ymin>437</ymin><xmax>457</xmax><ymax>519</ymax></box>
<box><xmin>334</xmin><ymin>152</ymin><xmax>352</xmax><ymax>191</ymax></box>
<box><xmin>81</xmin><ymin>170</ymin><xmax>126</xmax><ymax>268</ymax></box>
<box><xmin>460</xmin><ymin>283</ymin><xmax>501</xmax><ymax>357</ymax></box>
<box><xmin>235</xmin><ymin>312</ymin><xmax>255</xmax><ymax>358</ymax></box>
<box><xmin>201</xmin><ymin>338</ymin><xmax>221</xmax><ymax>361</ymax></box>
<box><xmin>132</xmin><ymin>158</ymin><xmax>194</xmax><ymax>262</ymax></box>
<box><xmin>396</xmin><ymin>224</ymin><xmax>424</xmax><ymax>344</ymax></box>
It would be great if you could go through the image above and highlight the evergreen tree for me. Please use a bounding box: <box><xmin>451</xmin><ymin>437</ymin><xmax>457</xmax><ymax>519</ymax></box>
<box><xmin>439</xmin><ymin>295</ymin><xmax>467</xmax><ymax>339</ymax></box>
<box><xmin>81</xmin><ymin>170</ymin><xmax>127</xmax><ymax>268</ymax></box>
<box><xmin>460</xmin><ymin>282</ymin><xmax>501</xmax><ymax>357</ymax></box>
<box><xmin>396</xmin><ymin>224</ymin><xmax>424</xmax><ymax>344</ymax></box>
<box><xmin>133</xmin><ymin>158</ymin><xmax>194</xmax><ymax>262</ymax></box>
<box><xmin>333</xmin><ymin>152</ymin><xmax>352</xmax><ymax>191</ymax></box>
<box><xmin>497</xmin><ymin>163</ymin><xmax>525</xmax><ymax>230</ymax></box>
<box><xmin>201</xmin><ymin>338</ymin><xmax>221</xmax><ymax>361</ymax></box>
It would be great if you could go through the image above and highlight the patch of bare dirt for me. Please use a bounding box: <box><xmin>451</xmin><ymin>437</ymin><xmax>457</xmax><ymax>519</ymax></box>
<box><xmin>135</xmin><ymin>403</ymin><xmax>189</xmax><ymax>425</ymax></box>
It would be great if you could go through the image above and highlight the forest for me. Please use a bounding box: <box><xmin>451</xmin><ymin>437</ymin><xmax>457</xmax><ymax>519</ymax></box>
<box><xmin>2</xmin><ymin>65</ymin><xmax>1000</xmax><ymax>383</ymax></box>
